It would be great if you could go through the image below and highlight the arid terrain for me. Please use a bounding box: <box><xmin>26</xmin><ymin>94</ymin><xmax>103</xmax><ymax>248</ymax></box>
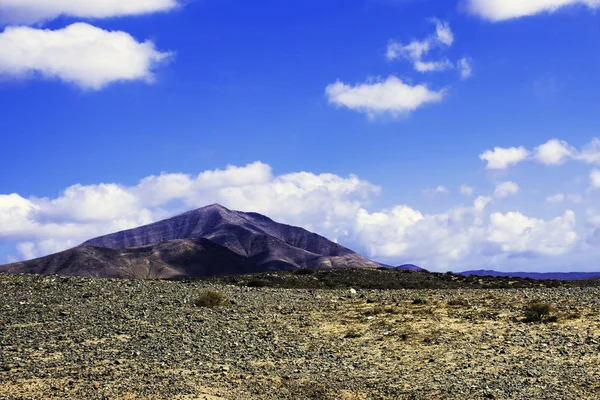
<box><xmin>2</xmin><ymin>270</ymin><xmax>600</xmax><ymax>399</ymax></box>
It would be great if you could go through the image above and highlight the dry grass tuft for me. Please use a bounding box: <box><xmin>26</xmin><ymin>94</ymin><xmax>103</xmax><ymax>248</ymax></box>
<box><xmin>194</xmin><ymin>289</ymin><xmax>227</xmax><ymax>307</ymax></box>
<box><xmin>447</xmin><ymin>297</ymin><xmax>469</xmax><ymax>307</ymax></box>
<box><xmin>523</xmin><ymin>300</ymin><xmax>556</xmax><ymax>323</ymax></box>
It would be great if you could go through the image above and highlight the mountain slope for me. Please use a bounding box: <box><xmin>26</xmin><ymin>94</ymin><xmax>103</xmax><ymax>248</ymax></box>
<box><xmin>81</xmin><ymin>204</ymin><xmax>381</xmax><ymax>270</ymax></box>
<box><xmin>0</xmin><ymin>204</ymin><xmax>382</xmax><ymax>279</ymax></box>
<box><xmin>0</xmin><ymin>238</ymin><xmax>262</xmax><ymax>279</ymax></box>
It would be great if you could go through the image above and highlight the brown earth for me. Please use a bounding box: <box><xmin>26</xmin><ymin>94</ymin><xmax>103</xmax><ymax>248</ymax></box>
<box><xmin>1</xmin><ymin>272</ymin><xmax>600</xmax><ymax>399</ymax></box>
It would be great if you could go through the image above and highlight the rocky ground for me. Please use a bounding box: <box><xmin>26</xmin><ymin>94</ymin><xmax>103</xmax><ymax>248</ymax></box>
<box><xmin>1</xmin><ymin>272</ymin><xmax>600</xmax><ymax>399</ymax></box>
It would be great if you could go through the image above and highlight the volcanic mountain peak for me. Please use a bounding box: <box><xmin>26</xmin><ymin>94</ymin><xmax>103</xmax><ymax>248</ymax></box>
<box><xmin>81</xmin><ymin>203</ymin><xmax>356</xmax><ymax>261</ymax></box>
<box><xmin>0</xmin><ymin>204</ymin><xmax>382</xmax><ymax>279</ymax></box>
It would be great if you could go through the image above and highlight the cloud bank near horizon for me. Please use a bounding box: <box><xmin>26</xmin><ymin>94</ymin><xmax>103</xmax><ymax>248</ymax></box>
<box><xmin>2</xmin><ymin>155</ymin><xmax>597</xmax><ymax>272</ymax></box>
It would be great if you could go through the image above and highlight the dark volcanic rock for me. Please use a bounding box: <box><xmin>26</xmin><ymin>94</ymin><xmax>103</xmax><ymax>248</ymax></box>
<box><xmin>461</xmin><ymin>270</ymin><xmax>600</xmax><ymax>281</ymax></box>
<box><xmin>0</xmin><ymin>239</ymin><xmax>261</xmax><ymax>279</ymax></box>
<box><xmin>81</xmin><ymin>204</ymin><xmax>381</xmax><ymax>271</ymax></box>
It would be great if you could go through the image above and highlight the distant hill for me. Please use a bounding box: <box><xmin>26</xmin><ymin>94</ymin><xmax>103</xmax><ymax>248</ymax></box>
<box><xmin>0</xmin><ymin>204</ymin><xmax>382</xmax><ymax>279</ymax></box>
<box><xmin>461</xmin><ymin>270</ymin><xmax>600</xmax><ymax>281</ymax></box>
<box><xmin>396</xmin><ymin>264</ymin><xmax>425</xmax><ymax>271</ymax></box>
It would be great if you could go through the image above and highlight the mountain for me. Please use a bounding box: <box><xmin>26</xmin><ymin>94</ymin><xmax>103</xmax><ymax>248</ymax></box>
<box><xmin>461</xmin><ymin>270</ymin><xmax>600</xmax><ymax>281</ymax></box>
<box><xmin>0</xmin><ymin>204</ymin><xmax>381</xmax><ymax>278</ymax></box>
<box><xmin>0</xmin><ymin>239</ymin><xmax>260</xmax><ymax>279</ymax></box>
<box><xmin>81</xmin><ymin>204</ymin><xmax>381</xmax><ymax>271</ymax></box>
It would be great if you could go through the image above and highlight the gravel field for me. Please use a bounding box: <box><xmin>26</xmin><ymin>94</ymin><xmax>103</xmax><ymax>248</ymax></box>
<box><xmin>1</xmin><ymin>273</ymin><xmax>600</xmax><ymax>399</ymax></box>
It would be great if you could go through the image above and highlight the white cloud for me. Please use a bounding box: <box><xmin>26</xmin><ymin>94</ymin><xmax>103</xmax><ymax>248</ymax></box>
<box><xmin>0</xmin><ymin>23</ymin><xmax>171</xmax><ymax>90</ymax></box>
<box><xmin>386</xmin><ymin>19</ymin><xmax>457</xmax><ymax>73</ymax></box>
<box><xmin>0</xmin><ymin>162</ymin><xmax>585</xmax><ymax>271</ymax></box>
<box><xmin>423</xmin><ymin>185</ymin><xmax>449</xmax><ymax>196</ymax></box>
<box><xmin>474</xmin><ymin>195</ymin><xmax>492</xmax><ymax>211</ymax></box>
<box><xmin>533</xmin><ymin>139</ymin><xmax>574</xmax><ymax>165</ymax></box>
<box><xmin>325</xmin><ymin>76</ymin><xmax>445</xmax><ymax>118</ymax></box>
<box><xmin>575</xmin><ymin>138</ymin><xmax>600</xmax><ymax>165</ymax></box>
<box><xmin>0</xmin><ymin>162</ymin><xmax>380</xmax><ymax>251</ymax></box>
<box><xmin>466</xmin><ymin>0</ymin><xmax>600</xmax><ymax>21</ymax></box>
<box><xmin>546</xmin><ymin>193</ymin><xmax>565</xmax><ymax>203</ymax></box>
<box><xmin>494</xmin><ymin>181</ymin><xmax>519</xmax><ymax>198</ymax></box>
<box><xmin>457</xmin><ymin>57</ymin><xmax>473</xmax><ymax>79</ymax></box>
<box><xmin>590</xmin><ymin>169</ymin><xmax>600</xmax><ymax>189</ymax></box>
<box><xmin>354</xmin><ymin>196</ymin><xmax>576</xmax><ymax>267</ymax></box>
<box><xmin>479</xmin><ymin>146</ymin><xmax>529</xmax><ymax>169</ymax></box>
<box><xmin>414</xmin><ymin>60</ymin><xmax>454</xmax><ymax>73</ymax></box>
<box><xmin>16</xmin><ymin>242</ymin><xmax>37</xmax><ymax>261</ymax></box>
<box><xmin>386</xmin><ymin>39</ymin><xmax>430</xmax><ymax>63</ymax></box>
<box><xmin>0</xmin><ymin>0</ymin><xmax>179</xmax><ymax>24</ymax></box>
<box><xmin>434</xmin><ymin>19</ymin><xmax>454</xmax><ymax>46</ymax></box>
<box><xmin>460</xmin><ymin>184</ymin><xmax>475</xmax><ymax>196</ymax></box>
<box><xmin>487</xmin><ymin>210</ymin><xmax>577</xmax><ymax>256</ymax></box>
<box><xmin>481</xmin><ymin>138</ymin><xmax>600</xmax><ymax>169</ymax></box>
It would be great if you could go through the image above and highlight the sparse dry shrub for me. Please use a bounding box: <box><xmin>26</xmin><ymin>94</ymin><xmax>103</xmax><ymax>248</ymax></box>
<box><xmin>447</xmin><ymin>297</ymin><xmax>469</xmax><ymax>307</ymax></box>
<box><xmin>344</xmin><ymin>328</ymin><xmax>363</xmax><ymax>338</ymax></box>
<box><xmin>247</xmin><ymin>279</ymin><xmax>268</xmax><ymax>288</ymax></box>
<box><xmin>293</xmin><ymin>268</ymin><xmax>315</xmax><ymax>275</ymax></box>
<box><xmin>194</xmin><ymin>289</ymin><xmax>227</xmax><ymax>307</ymax></box>
<box><xmin>364</xmin><ymin>304</ymin><xmax>400</xmax><ymax>316</ymax></box>
<box><xmin>412</xmin><ymin>297</ymin><xmax>428</xmax><ymax>305</ymax></box>
<box><xmin>524</xmin><ymin>300</ymin><xmax>556</xmax><ymax>323</ymax></box>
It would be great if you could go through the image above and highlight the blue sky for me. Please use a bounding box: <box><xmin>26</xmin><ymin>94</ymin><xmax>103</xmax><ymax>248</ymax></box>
<box><xmin>1</xmin><ymin>0</ymin><xmax>600</xmax><ymax>272</ymax></box>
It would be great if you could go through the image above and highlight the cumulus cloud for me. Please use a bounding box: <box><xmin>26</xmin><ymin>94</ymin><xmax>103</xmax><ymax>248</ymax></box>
<box><xmin>0</xmin><ymin>23</ymin><xmax>172</xmax><ymax>90</ymax></box>
<box><xmin>494</xmin><ymin>181</ymin><xmax>519</xmax><ymax>198</ymax></box>
<box><xmin>474</xmin><ymin>195</ymin><xmax>492</xmax><ymax>211</ymax></box>
<box><xmin>460</xmin><ymin>184</ymin><xmax>475</xmax><ymax>196</ymax></box>
<box><xmin>575</xmin><ymin>138</ymin><xmax>600</xmax><ymax>164</ymax></box>
<box><xmin>466</xmin><ymin>0</ymin><xmax>600</xmax><ymax>21</ymax></box>
<box><xmin>482</xmin><ymin>138</ymin><xmax>600</xmax><ymax>169</ymax></box>
<box><xmin>546</xmin><ymin>193</ymin><xmax>565</xmax><ymax>204</ymax></box>
<box><xmin>487</xmin><ymin>210</ymin><xmax>577</xmax><ymax>256</ymax></box>
<box><xmin>0</xmin><ymin>0</ymin><xmax>179</xmax><ymax>24</ymax></box>
<box><xmin>479</xmin><ymin>146</ymin><xmax>529</xmax><ymax>170</ymax></box>
<box><xmin>325</xmin><ymin>76</ymin><xmax>445</xmax><ymax>118</ymax></box>
<box><xmin>0</xmin><ymin>162</ymin><xmax>380</xmax><ymax>257</ymax></box>
<box><xmin>0</xmin><ymin>162</ymin><xmax>584</xmax><ymax>271</ymax></box>
<box><xmin>533</xmin><ymin>139</ymin><xmax>575</xmax><ymax>165</ymax></box>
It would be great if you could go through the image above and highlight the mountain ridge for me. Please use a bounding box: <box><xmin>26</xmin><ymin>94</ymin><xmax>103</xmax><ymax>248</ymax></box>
<box><xmin>1</xmin><ymin>204</ymin><xmax>382</xmax><ymax>278</ymax></box>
